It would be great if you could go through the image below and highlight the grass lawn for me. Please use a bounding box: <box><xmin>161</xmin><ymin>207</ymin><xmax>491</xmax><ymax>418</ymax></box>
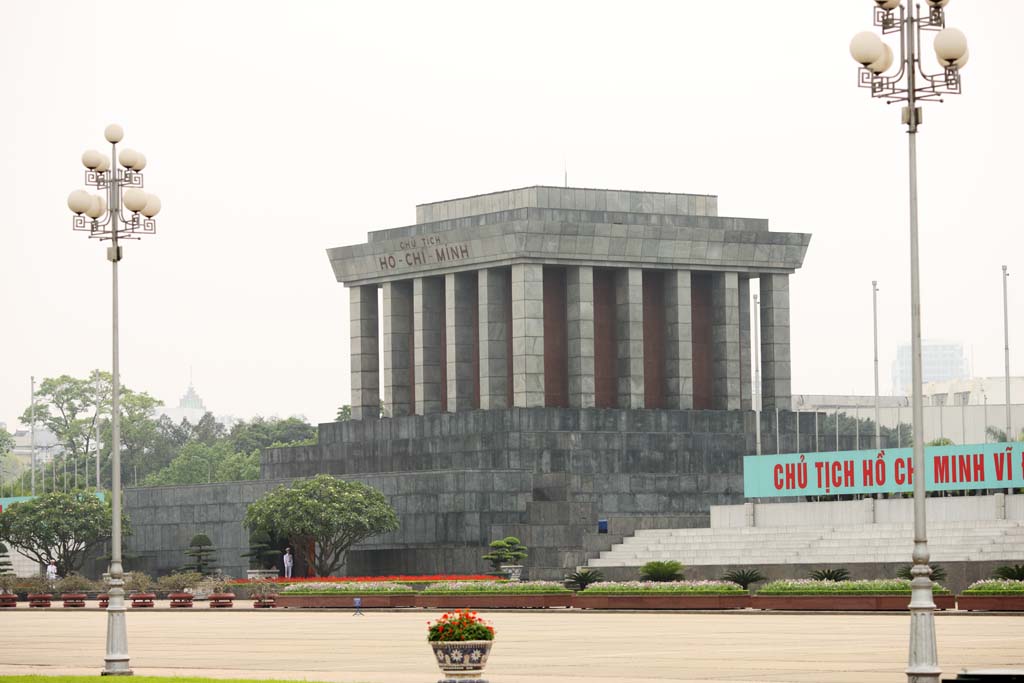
<box><xmin>0</xmin><ymin>678</ymin><xmax>341</xmax><ymax>683</ymax></box>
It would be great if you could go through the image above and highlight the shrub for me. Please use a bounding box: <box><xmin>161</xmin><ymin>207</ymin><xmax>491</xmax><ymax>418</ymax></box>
<box><xmin>896</xmin><ymin>564</ymin><xmax>947</xmax><ymax>583</ymax></box>
<box><xmin>640</xmin><ymin>561</ymin><xmax>685</xmax><ymax>582</ymax></box>
<box><xmin>247</xmin><ymin>577</ymin><xmax>279</xmax><ymax>598</ymax></box>
<box><xmin>963</xmin><ymin>579</ymin><xmax>1024</xmax><ymax>595</ymax></box>
<box><xmin>722</xmin><ymin>568</ymin><xmax>766</xmax><ymax>589</ymax></box>
<box><xmin>992</xmin><ymin>565</ymin><xmax>1024</xmax><ymax>581</ymax></box>
<box><xmin>482</xmin><ymin>537</ymin><xmax>528</xmax><ymax>573</ymax></box>
<box><xmin>19</xmin><ymin>576</ymin><xmax>52</xmax><ymax>594</ymax></box>
<box><xmin>0</xmin><ymin>574</ymin><xmax>18</xmax><ymax>595</ymax></box>
<box><xmin>198</xmin><ymin>574</ymin><xmax>231</xmax><ymax>595</ymax></box>
<box><xmin>758</xmin><ymin>579</ymin><xmax>950</xmax><ymax>595</ymax></box>
<box><xmin>156</xmin><ymin>571</ymin><xmax>204</xmax><ymax>593</ymax></box>
<box><xmin>427</xmin><ymin>610</ymin><xmax>495</xmax><ymax>642</ymax></box>
<box><xmin>421</xmin><ymin>580</ymin><xmax>569</xmax><ymax>594</ymax></box>
<box><xmin>124</xmin><ymin>572</ymin><xmax>154</xmax><ymax>593</ymax></box>
<box><xmin>809</xmin><ymin>568</ymin><xmax>850</xmax><ymax>582</ymax></box>
<box><xmin>565</xmin><ymin>568</ymin><xmax>604</xmax><ymax>591</ymax></box>
<box><xmin>0</xmin><ymin>542</ymin><xmax>12</xmax><ymax>576</ymax></box>
<box><xmin>240</xmin><ymin>530</ymin><xmax>281</xmax><ymax>570</ymax></box>
<box><xmin>582</xmin><ymin>580</ymin><xmax>744</xmax><ymax>594</ymax></box>
<box><xmin>56</xmin><ymin>574</ymin><xmax>98</xmax><ymax>594</ymax></box>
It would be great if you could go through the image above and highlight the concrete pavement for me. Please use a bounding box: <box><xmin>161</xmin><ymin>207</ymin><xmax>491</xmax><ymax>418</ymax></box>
<box><xmin>0</xmin><ymin>609</ymin><xmax>1021</xmax><ymax>682</ymax></box>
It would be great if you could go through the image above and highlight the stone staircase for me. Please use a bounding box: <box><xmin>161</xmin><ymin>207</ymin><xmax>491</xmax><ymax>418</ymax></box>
<box><xmin>588</xmin><ymin>519</ymin><xmax>1024</xmax><ymax>568</ymax></box>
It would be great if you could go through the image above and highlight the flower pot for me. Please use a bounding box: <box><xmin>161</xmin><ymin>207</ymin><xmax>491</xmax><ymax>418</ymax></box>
<box><xmin>430</xmin><ymin>640</ymin><xmax>493</xmax><ymax>682</ymax></box>
<box><xmin>500</xmin><ymin>565</ymin><xmax>523</xmax><ymax>582</ymax></box>
<box><xmin>252</xmin><ymin>594</ymin><xmax>277</xmax><ymax>608</ymax></box>
<box><xmin>208</xmin><ymin>592</ymin><xmax>235</xmax><ymax>608</ymax></box>
<box><xmin>98</xmin><ymin>593</ymin><xmax>109</xmax><ymax>608</ymax></box>
<box><xmin>129</xmin><ymin>592</ymin><xmax>156</xmax><ymax>608</ymax></box>
<box><xmin>0</xmin><ymin>593</ymin><xmax>16</xmax><ymax>608</ymax></box>
<box><xmin>27</xmin><ymin>593</ymin><xmax>53</xmax><ymax>608</ymax></box>
<box><xmin>168</xmin><ymin>592</ymin><xmax>194</xmax><ymax>608</ymax></box>
<box><xmin>61</xmin><ymin>593</ymin><xmax>87</xmax><ymax>608</ymax></box>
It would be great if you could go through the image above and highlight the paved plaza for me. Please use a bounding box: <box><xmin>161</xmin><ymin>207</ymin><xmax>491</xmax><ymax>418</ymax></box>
<box><xmin>0</xmin><ymin>609</ymin><xmax>1021</xmax><ymax>682</ymax></box>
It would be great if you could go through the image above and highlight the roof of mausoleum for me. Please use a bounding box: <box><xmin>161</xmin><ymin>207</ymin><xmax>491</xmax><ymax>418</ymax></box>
<box><xmin>327</xmin><ymin>186</ymin><xmax>810</xmax><ymax>287</ymax></box>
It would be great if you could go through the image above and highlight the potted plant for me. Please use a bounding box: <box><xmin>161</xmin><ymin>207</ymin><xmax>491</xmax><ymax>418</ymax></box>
<box><xmin>427</xmin><ymin>609</ymin><xmax>495</xmax><ymax>680</ymax></box>
<box><xmin>0</xmin><ymin>574</ymin><xmax>18</xmax><ymax>608</ymax></box>
<box><xmin>482</xmin><ymin>536</ymin><xmax>528</xmax><ymax>582</ymax></box>
<box><xmin>202</xmin><ymin>575</ymin><xmax>236</xmax><ymax>608</ymax></box>
<box><xmin>248</xmin><ymin>577</ymin><xmax>278</xmax><ymax>608</ymax></box>
<box><xmin>125</xmin><ymin>572</ymin><xmax>156</xmax><ymax>608</ymax></box>
<box><xmin>56</xmin><ymin>574</ymin><xmax>97</xmax><ymax>608</ymax></box>
<box><xmin>182</xmin><ymin>533</ymin><xmax>218</xmax><ymax>576</ymax></box>
<box><xmin>156</xmin><ymin>571</ymin><xmax>203</xmax><ymax>608</ymax></box>
<box><xmin>23</xmin><ymin>576</ymin><xmax>53</xmax><ymax>608</ymax></box>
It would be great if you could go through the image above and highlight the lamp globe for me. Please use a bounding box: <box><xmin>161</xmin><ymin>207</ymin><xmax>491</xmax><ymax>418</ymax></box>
<box><xmin>131</xmin><ymin>152</ymin><xmax>146</xmax><ymax>171</ymax></box>
<box><xmin>875</xmin><ymin>0</ymin><xmax>901</xmax><ymax>10</ymax></box>
<box><xmin>868</xmin><ymin>43</ymin><xmax>894</xmax><ymax>75</ymax></box>
<box><xmin>141</xmin><ymin>194</ymin><xmax>161</xmax><ymax>218</ymax></box>
<box><xmin>118</xmin><ymin>148</ymin><xmax>139</xmax><ymax>169</ymax></box>
<box><xmin>95</xmin><ymin>155</ymin><xmax>110</xmax><ymax>173</ymax></box>
<box><xmin>850</xmin><ymin>32</ymin><xmax>885</xmax><ymax>66</ymax></box>
<box><xmin>926</xmin><ymin>0</ymin><xmax>949</xmax><ymax>7</ymax></box>
<box><xmin>934</xmin><ymin>28</ymin><xmax>968</xmax><ymax>63</ymax></box>
<box><xmin>81</xmin><ymin>149</ymin><xmax>102</xmax><ymax>170</ymax></box>
<box><xmin>104</xmin><ymin>124</ymin><xmax>124</xmax><ymax>143</ymax></box>
<box><xmin>67</xmin><ymin>190</ymin><xmax>92</xmax><ymax>214</ymax></box>
<box><xmin>123</xmin><ymin>188</ymin><xmax>148</xmax><ymax>212</ymax></box>
<box><xmin>85</xmin><ymin>194</ymin><xmax>107</xmax><ymax>219</ymax></box>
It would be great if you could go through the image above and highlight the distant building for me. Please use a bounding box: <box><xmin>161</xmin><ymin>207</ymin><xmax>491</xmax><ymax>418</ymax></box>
<box><xmin>891</xmin><ymin>340</ymin><xmax>968</xmax><ymax>395</ymax></box>
<box><xmin>920</xmin><ymin>376</ymin><xmax>1024</xmax><ymax>407</ymax></box>
<box><xmin>158</xmin><ymin>384</ymin><xmax>208</xmax><ymax>425</ymax></box>
<box><xmin>10</xmin><ymin>427</ymin><xmax>62</xmax><ymax>466</ymax></box>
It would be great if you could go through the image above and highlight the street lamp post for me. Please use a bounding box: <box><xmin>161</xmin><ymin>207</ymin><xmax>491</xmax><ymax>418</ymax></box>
<box><xmin>753</xmin><ymin>293</ymin><xmax>762</xmax><ymax>455</ymax></box>
<box><xmin>30</xmin><ymin>376</ymin><xmax>36</xmax><ymax>496</ymax></box>
<box><xmin>873</xmin><ymin>281</ymin><xmax>882</xmax><ymax>448</ymax></box>
<box><xmin>67</xmin><ymin>123</ymin><xmax>161</xmax><ymax>677</ymax></box>
<box><xmin>1003</xmin><ymin>265</ymin><xmax>1011</xmax><ymax>443</ymax></box>
<box><xmin>849</xmin><ymin>2</ymin><xmax>969</xmax><ymax>681</ymax></box>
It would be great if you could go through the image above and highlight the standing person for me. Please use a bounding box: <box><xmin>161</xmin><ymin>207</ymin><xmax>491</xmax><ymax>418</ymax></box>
<box><xmin>45</xmin><ymin>560</ymin><xmax>58</xmax><ymax>582</ymax></box>
<box><xmin>282</xmin><ymin>547</ymin><xmax>293</xmax><ymax>579</ymax></box>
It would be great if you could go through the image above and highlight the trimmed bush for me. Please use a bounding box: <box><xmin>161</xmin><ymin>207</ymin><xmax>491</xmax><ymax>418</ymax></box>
<box><xmin>809</xmin><ymin>568</ymin><xmax>850</xmax><ymax>582</ymax></box>
<box><xmin>992</xmin><ymin>565</ymin><xmax>1024</xmax><ymax>581</ymax></box>
<box><xmin>565</xmin><ymin>568</ymin><xmax>604</xmax><ymax>591</ymax></box>
<box><xmin>722</xmin><ymin>568</ymin><xmax>766</xmax><ymax>589</ymax></box>
<box><xmin>640</xmin><ymin>561</ymin><xmax>685</xmax><ymax>582</ymax></box>
<box><xmin>759</xmin><ymin>579</ymin><xmax>950</xmax><ymax>595</ymax></box>
<box><xmin>896</xmin><ymin>564</ymin><xmax>947</xmax><ymax>583</ymax></box>
<box><xmin>281</xmin><ymin>581</ymin><xmax>413</xmax><ymax>594</ymax></box>
<box><xmin>421</xmin><ymin>580</ymin><xmax>569</xmax><ymax>594</ymax></box>
<box><xmin>582</xmin><ymin>580</ymin><xmax>744</xmax><ymax>595</ymax></box>
<box><xmin>962</xmin><ymin>579</ymin><xmax>1024</xmax><ymax>595</ymax></box>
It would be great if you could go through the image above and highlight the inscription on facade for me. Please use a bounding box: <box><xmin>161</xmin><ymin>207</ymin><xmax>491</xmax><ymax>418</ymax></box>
<box><xmin>378</xmin><ymin>236</ymin><xmax>471</xmax><ymax>271</ymax></box>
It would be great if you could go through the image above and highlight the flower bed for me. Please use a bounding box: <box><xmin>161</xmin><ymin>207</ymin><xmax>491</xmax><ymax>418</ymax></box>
<box><xmin>958</xmin><ymin>580</ymin><xmax>1024</xmax><ymax>611</ymax></box>
<box><xmin>230</xmin><ymin>573</ymin><xmax>498</xmax><ymax>586</ymax></box>
<box><xmin>275</xmin><ymin>581</ymin><xmax>416</xmax><ymax>609</ymax></box>
<box><xmin>417</xmin><ymin>581</ymin><xmax>572</xmax><ymax>608</ymax></box>
<box><xmin>575</xmin><ymin>581</ymin><xmax>749</xmax><ymax>610</ymax></box>
<box><xmin>752</xmin><ymin>579</ymin><xmax>954</xmax><ymax>611</ymax></box>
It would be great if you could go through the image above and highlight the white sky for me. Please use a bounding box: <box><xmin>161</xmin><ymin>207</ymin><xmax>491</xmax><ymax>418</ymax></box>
<box><xmin>3</xmin><ymin>1</ymin><xmax>1022</xmax><ymax>430</ymax></box>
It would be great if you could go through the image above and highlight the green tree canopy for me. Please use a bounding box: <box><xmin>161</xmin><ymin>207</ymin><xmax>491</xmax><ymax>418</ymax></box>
<box><xmin>244</xmin><ymin>474</ymin><xmax>398</xmax><ymax>576</ymax></box>
<box><xmin>0</xmin><ymin>491</ymin><xmax>128</xmax><ymax>576</ymax></box>
<box><xmin>141</xmin><ymin>441</ymin><xmax>259</xmax><ymax>487</ymax></box>
<box><xmin>20</xmin><ymin>371</ymin><xmax>111</xmax><ymax>463</ymax></box>
<box><xmin>229</xmin><ymin>416</ymin><xmax>315</xmax><ymax>453</ymax></box>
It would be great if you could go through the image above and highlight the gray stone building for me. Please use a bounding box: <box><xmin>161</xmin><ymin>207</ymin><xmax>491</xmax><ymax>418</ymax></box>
<box><xmin>126</xmin><ymin>186</ymin><xmax>811</xmax><ymax>579</ymax></box>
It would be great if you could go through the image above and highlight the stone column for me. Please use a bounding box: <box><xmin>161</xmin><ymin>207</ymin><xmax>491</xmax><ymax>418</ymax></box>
<box><xmin>414</xmin><ymin>276</ymin><xmax>444</xmax><ymax>415</ymax></box>
<box><xmin>615</xmin><ymin>268</ymin><xmax>644</xmax><ymax>409</ymax></box>
<box><xmin>665</xmin><ymin>270</ymin><xmax>693</xmax><ymax>409</ymax></box>
<box><xmin>511</xmin><ymin>263</ymin><xmax>545</xmax><ymax>407</ymax></box>
<box><xmin>479</xmin><ymin>268</ymin><xmax>510</xmax><ymax>409</ymax></box>
<box><xmin>760</xmin><ymin>273</ymin><xmax>792</xmax><ymax>410</ymax></box>
<box><xmin>446</xmin><ymin>271</ymin><xmax>476</xmax><ymax>411</ymax></box>
<box><xmin>739</xmin><ymin>276</ymin><xmax>752</xmax><ymax>410</ymax></box>
<box><xmin>712</xmin><ymin>271</ymin><xmax>741</xmax><ymax>410</ymax></box>
<box><xmin>349</xmin><ymin>285</ymin><xmax>380</xmax><ymax>420</ymax></box>
<box><xmin>382</xmin><ymin>280</ymin><xmax>413</xmax><ymax>417</ymax></box>
<box><xmin>567</xmin><ymin>266</ymin><xmax>595</xmax><ymax>408</ymax></box>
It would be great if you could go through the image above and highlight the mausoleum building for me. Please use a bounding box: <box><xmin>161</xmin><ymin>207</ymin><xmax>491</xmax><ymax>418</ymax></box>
<box><xmin>331</xmin><ymin>186</ymin><xmax>809</xmax><ymax>420</ymax></box>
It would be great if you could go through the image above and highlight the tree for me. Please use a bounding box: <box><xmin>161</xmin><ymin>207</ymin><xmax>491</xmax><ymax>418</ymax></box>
<box><xmin>0</xmin><ymin>491</ymin><xmax>127</xmax><ymax>576</ymax></box>
<box><xmin>986</xmin><ymin>426</ymin><xmax>1024</xmax><ymax>443</ymax></box>
<box><xmin>140</xmin><ymin>441</ymin><xmax>259</xmax><ymax>486</ymax></box>
<box><xmin>927</xmin><ymin>437</ymin><xmax>955</xmax><ymax>447</ymax></box>
<box><xmin>336</xmin><ymin>405</ymin><xmax>352</xmax><ymax>422</ymax></box>
<box><xmin>0</xmin><ymin>542</ymin><xmax>12</xmax><ymax>575</ymax></box>
<box><xmin>20</xmin><ymin>371</ymin><xmax>110</xmax><ymax>464</ymax></box>
<box><xmin>244</xmin><ymin>474</ymin><xmax>399</xmax><ymax>577</ymax></box>
<box><xmin>0</xmin><ymin>430</ymin><xmax>13</xmax><ymax>455</ymax></box>
<box><xmin>229</xmin><ymin>416</ymin><xmax>315</xmax><ymax>453</ymax></box>
<box><xmin>182</xmin><ymin>533</ymin><xmax>218</xmax><ymax>575</ymax></box>
<box><xmin>482</xmin><ymin>536</ymin><xmax>528</xmax><ymax>572</ymax></box>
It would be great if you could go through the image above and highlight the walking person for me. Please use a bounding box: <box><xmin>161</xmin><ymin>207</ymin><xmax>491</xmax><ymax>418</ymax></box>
<box><xmin>45</xmin><ymin>559</ymin><xmax>58</xmax><ymax>582</ymax></box>
<box><xmin>282</xmin><ymin>547</ymin><xmax>293</xmax><ymax>579</ymax></box>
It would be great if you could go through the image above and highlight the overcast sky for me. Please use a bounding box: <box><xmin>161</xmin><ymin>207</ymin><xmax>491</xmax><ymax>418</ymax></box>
<box><xmin>3</xmin><ymin>1</ymin><xmax>1022</xmax><ymax>430</ymax></box>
